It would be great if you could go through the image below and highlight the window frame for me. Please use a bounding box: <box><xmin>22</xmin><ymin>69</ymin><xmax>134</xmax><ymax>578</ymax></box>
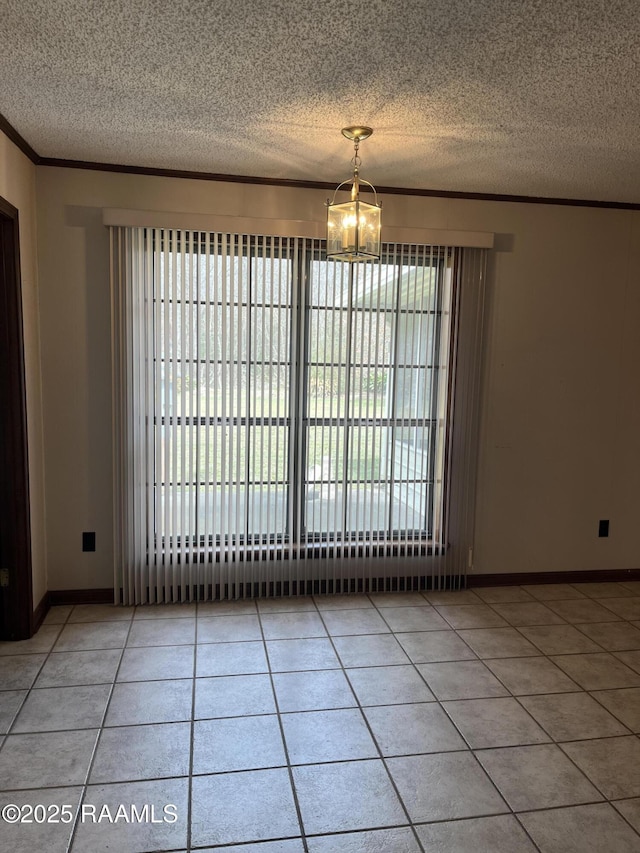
<box><xmin>148</xmin><ymin>231</ymin><xmax>457</xmax><ymax>559</ymax></box>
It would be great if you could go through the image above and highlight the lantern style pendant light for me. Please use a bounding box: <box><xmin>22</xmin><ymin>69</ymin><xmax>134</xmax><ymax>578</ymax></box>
<box><xmin>326</xmin><ymin>126</ymin><xmax>382</xmax><ymax>262</ymax></box>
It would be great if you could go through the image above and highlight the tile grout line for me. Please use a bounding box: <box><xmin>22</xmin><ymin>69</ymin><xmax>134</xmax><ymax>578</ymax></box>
<box><xmin>185</xmin><ymin>613</ymin><xmax>198</xmax><ymax>853</ymax></box>
<box><xmin>447</xmin><ymin>604</ymin><xmax>640</xmax><ymax>814</ymax></box>
<box><xmin>359</xmin><ymin>616</ymin><xmax>524</xmax><ymax>841</ymax></box>
<box><xmin>255</xmin><ymin>596</ymin><xmax>311</xmax><ymax>853</ymax></box>
<box><xmin>315</xmin><ymin>594</ymin><xmax>429</xmax><ymax>853</ymax></box>
<box><xmin>63</xmin><ymin>607</ymin><xmax>136</xmax><ymax>853</ymax></box>
<box><xmin>436</xmin><ymin>602</ymin><xmax>620</xmax><ymax>850</ymax></box>
<box><xmin>453</xmin><ymin>596</ymin><xmax>640</xmax><ymax>843</ymax></box>
<box><xmin>367</xmin><ymin>594</ymin><xmax>640</xmax><ymax>848</ymax></box>
<box><xmin>3</xmin><ymin>590</ymin><xmax>640</xmax><ymax>849</ymax></box>
<box><xmin>1</xmin><ymin>616</ymin><xmax>71</xmax><ymax>742</ymax></box>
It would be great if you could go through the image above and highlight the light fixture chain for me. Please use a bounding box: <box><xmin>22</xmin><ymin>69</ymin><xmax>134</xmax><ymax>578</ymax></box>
<box><xmin>351</xmin><ymin>137</ymin><xmax>362</xmax><ymax>171</ymax></box>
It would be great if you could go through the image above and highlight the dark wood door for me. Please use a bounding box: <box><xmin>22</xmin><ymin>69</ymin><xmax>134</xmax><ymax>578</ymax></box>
<box><xmin>0</xmin><ymin>195</ymin><xmax>33</xmax><ymax>640</ymax></box>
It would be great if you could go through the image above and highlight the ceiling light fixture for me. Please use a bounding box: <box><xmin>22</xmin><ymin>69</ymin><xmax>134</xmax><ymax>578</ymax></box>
<box><xmin>326</xmin><ymin>126</ymin><xmax>381</xmax><ymax>262</ymax></box>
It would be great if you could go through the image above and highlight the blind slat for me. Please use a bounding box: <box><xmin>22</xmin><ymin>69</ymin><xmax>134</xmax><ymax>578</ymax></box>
<box><xmin>111</xmin><ymin>229</ymin><xmax>485</xmax><ymax>603</ymax></box>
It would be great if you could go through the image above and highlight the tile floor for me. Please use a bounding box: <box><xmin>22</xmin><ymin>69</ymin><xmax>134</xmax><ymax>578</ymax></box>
<box><xmin>2</xmin><ymin>583</ymin><xmax>640</xmax><ymax>851</ymax></box>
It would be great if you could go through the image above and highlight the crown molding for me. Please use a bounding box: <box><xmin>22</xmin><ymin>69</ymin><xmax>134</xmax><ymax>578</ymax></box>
<box><xmin>2</xmin><ymin>113</ymin><xmax>639</xmax><ymax>210</ymax></box>
<box><xmin>0</xmin><ymin>112</ymin><xmax>41</xmax><ymax>164</ymax></box>
<box><xmin>35</xmin><ymin>157</ymin><xmax>640</xmax><ymax>211</ymax></box>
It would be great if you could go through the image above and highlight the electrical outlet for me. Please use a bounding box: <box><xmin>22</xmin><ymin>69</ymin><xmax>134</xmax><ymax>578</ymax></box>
<box><xmin>82</xmin><ymin>531</ymin><xmax>96</xmax><ymax>552</ymax></box>
<box><xmin>598</xmin><ymin>520</ymin><xmax>609</xmax><ymax>538</ymax></box>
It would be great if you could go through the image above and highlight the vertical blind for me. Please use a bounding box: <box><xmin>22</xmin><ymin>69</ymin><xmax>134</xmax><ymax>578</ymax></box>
<box><xmin>111</xmin><ymin>227</ymin><xmax>486</xmax><ymax>603</ymax></box>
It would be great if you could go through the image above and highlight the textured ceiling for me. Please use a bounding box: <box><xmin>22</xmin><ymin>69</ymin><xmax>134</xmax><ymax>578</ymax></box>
<box><xmin>1</xmin><ymin>0</ymin><xmax>639</xmax><ymax>202</ymax></box>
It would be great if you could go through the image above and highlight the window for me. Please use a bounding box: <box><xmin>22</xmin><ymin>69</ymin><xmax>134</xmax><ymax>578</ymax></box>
<box><xmin>111</xmin><ymin>226</ymin><xmax>486</xmax><ymax>602</ymax></box>
<box><xmin>154</xmin><ymin>234</ymin><xmax>294</xmax><ymax>549</ymax></box>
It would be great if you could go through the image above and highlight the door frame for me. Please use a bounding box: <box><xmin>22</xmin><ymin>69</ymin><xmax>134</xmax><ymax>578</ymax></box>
<box><xmin>0</xmin><ymin>194</ymin><xmax>33</xmax><ymax>640</ymax></box>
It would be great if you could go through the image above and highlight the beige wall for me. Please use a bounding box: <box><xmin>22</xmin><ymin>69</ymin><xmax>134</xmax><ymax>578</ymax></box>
<box><xmin>35</xmin><ymin>166</ymin><xmax>640</xmax><ymax>589</ymax></box>
<box><xmin>0</xmin><ymin>133</ymin><xmax>47</xmax><ymax>607</ymax></box>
